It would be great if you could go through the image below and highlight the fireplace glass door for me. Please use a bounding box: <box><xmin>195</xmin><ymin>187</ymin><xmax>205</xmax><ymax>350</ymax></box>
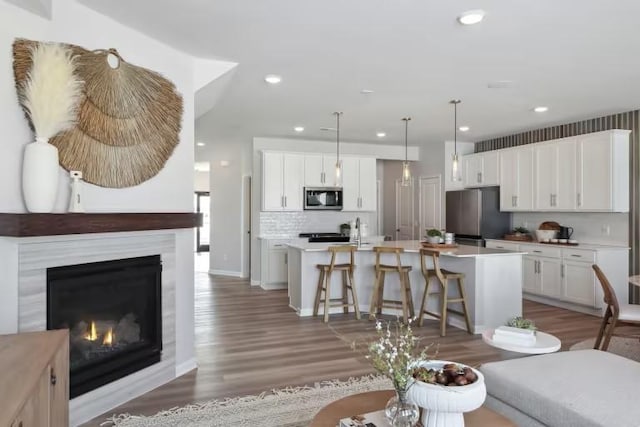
<box><xmin>47</xmin><ymin>255</ymin><xmax>162</xmax><ymax>398</ymax></box>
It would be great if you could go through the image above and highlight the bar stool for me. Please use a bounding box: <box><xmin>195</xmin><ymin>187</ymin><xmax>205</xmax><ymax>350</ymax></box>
<box><xmin>368</xmin><ymin>246</ymin><xmax>414</xmax><ymax>323</ymax></box>
<box><xmin>418</xmin><ymin>248</ymin><xmax>472</xmax><ymax>336</ymax></box>
<box><xmin>313</xmin><ymin>245</ymin><xmax>361</xmax><ymax>323</ymax></box>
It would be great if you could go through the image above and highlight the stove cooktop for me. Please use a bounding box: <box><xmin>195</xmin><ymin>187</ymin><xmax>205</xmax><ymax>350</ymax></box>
<box><xmin>299</xmin><ymin>232</ymin><xmax>350</xmax><ymax>243</ymax></box>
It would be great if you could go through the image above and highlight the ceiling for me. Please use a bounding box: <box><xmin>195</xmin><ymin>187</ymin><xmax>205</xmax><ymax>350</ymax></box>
<box><xmin>79</xmin><ymin>0</ymin><xmax>640</xmax><ymax>154</ymax></box>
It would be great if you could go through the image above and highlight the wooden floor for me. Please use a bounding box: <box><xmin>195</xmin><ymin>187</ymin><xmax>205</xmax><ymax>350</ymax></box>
<box><xmin>83</xmin><ymin>272</ymin><xmax>603</xmax><ymax>426</ymax></box>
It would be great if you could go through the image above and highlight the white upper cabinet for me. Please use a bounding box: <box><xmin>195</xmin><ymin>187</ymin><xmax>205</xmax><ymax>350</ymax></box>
<box><xmin>576</xmin><ymin>130</ymin><xmax>629</xmax><ymax>212</ymax></box>
<box><xmin>534</xmin><ymin>138</ymin><xmax>577</xmax><ymax>211</ymax></box>
<box><xmin>462</xmin><ymin>151</ymin><xmax>499</xmax><ymax>188</ymax></box>
<box><xmin>304</xmin><ymin>154</ymin><xmax>337</xmax><ymax>187</ymax></box>
<box><xmin>499</xmin><ymin>147</ymin><xmax>534</xmax><ymax>211</ymax></box>
<box><xmin>342</xmin><ymin>156</ymin><xmax>376</xmax><ymax>211</ymax></box>
<box><xmin>262</xmin><ymin>152</ymin><xmax>304</xmax><ymax>211</ymax></box>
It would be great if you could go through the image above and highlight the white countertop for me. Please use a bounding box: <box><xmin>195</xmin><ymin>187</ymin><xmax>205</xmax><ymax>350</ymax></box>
<box><xmin>287</xmin><ymin>240</ymin><xmax>527</xmax><ymax>258</ymax></box>
<box><xmin>485</xmin><ymin>239</ymin><xmax>629</xmax><ymax>251</ymax></box>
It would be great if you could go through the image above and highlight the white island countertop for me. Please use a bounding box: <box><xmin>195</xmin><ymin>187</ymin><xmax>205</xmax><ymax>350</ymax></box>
<box><xmin>287</xmin><ymin>240</ymin><xmax>527</xmax><ymax>258</ymax></box>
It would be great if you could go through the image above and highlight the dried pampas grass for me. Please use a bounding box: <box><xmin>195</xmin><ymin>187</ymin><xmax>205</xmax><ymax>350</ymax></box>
<box><xmin>19</xmin><ymin>43</ymin><xmax>83</xmax><ymax>139</ymax></box>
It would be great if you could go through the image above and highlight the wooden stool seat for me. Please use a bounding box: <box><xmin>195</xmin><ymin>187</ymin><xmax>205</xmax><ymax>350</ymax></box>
<box><xmin>313</xmin><ymin>246</ymin><xmax>361</xmax><ymax>323</ymax></box>
<box><xmin>368</xmin><ymin>247</ymin><xmax>414</xmax><ymax>323</ymax></box>
<box><xmin>419</xmin><ymin>248</ymin><xmax>472</xmax><ymax>336</ymax></box>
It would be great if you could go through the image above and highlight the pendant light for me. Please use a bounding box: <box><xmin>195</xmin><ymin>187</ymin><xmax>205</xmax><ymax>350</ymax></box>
<box><xmin>334</xmin><ymin>111</ymin><xmax>343</xmax><ymax>186</ymax></box>
<box><xmin>450</xmin><ymin>100</ymin><xmax>462</xmax><ymax>182</ymax></box>
<box><xmin>401</xmin><ymin>117</ymin><xmax>412</xmax><ymax>186</ymax></box>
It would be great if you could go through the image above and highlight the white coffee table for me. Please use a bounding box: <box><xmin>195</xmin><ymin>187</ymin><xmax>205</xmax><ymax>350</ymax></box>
<box><xmin>482</xmin><ymin>329</ymin><xmax>561</xmax><ymax>354</ymax></box>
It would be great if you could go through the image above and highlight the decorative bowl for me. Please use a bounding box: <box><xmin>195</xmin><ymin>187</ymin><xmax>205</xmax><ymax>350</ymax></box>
<box><xmin>535</xmin><ymin>229</ymin><xmax>556</xmax><ymax>241</ymax></box>
<box><xmin>407</xmin><ymin>360</ymin><xmax>486</xmax><ymax>427</ymax></box>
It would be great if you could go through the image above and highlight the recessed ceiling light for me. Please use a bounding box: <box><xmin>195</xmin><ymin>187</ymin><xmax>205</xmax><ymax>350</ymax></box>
<box><xmin>459</xmin><ymin>126</ymin><xmax>470</xmax><ymax>132</ymax></box>
<box><xmin>196</xmin><ymin>142</ymin><xmax>205</xmax><ymax>147</ymax></box>
<box><xmin>294</xmin><ymin>126</ymin><xmax>304</xmax><ymax>132</ymax></box>
<box><xmin>376</xmin><ymin>132</ymin><xmax>386</xmax><ymax>138</ymax></box>
<box><xmin>458</xmin><ymin>10</ymin><xmax>485</xmax><ymax>25</ymax></box>
<box><xmin>533</xmin><ymin>106</ymin><xmax>549</xmax><ymax>113</ymax></box>
<box><xmin>264</xmin><ymin>74</ymin><xmax>282</xmax><ymax>84</ymax></box>
<box><xmin>361</xmin><ymin>89</ymin><xmax>374</xmax><ymax>94</ymax></box>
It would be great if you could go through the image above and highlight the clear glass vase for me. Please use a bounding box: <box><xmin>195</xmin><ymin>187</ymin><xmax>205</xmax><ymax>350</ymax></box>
<box><xmin>384</xmin><ymin>388</ymin><xmax>420</xmax><ymax>427</ymax></box>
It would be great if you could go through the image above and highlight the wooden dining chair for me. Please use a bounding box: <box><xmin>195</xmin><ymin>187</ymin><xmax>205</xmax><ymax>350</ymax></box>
<box><xmin>592</xmin><ymin>264</ymin><xmax>640</xmax><ymax>351</ymax></box>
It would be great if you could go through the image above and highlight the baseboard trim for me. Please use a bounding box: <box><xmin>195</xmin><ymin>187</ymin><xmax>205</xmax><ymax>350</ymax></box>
<box><xmin>260</xmin><ymin>282</ymin><xmax>287</xmax><ymax>290</ymax></box>
<box><xmin>250</xmin><ymin>279</ymin><xmax>261</xmax><ymax>287</ymax></box>
<box><xmin>524</xmin><ymin>294</ymin><xmax>602</xmax><ymax>317</ymax></box>
<box><xmin>209</xmin><ymin>269</ymin><xmax>243</xmax><ymax>277</ymax></box>
<box><xmin>175</xmin><ymin>357</ymin><xmax>198</xmax><ymax>377</ymax></box>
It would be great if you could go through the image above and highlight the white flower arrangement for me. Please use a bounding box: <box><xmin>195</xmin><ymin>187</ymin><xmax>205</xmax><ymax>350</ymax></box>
<box><xmin>354</xmin><ymin>319</ymin><xmax>435</xmax><ymax>392</ymax></box>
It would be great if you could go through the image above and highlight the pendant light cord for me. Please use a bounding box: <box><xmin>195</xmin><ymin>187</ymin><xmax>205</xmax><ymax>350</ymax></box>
<box><xmin>403</xmin><ymin>117</ymin><xmax>411</xmax><ymax>161</ymax></box>
<box><xmin>449</xmin><ymin>100</ymin><xmax>461</xmax><ymax>154</ymax></box>
<box><xmin>334</xmin><ymin>112</ymin><xmax>342</xmax><ymax>162</ymax></box>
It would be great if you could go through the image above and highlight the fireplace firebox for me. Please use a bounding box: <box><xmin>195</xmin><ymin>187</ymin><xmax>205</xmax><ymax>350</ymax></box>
<box><xmin>47</xmin><ymin>255</ymin><xmax>162</xmax><ymax>398</ymax></box>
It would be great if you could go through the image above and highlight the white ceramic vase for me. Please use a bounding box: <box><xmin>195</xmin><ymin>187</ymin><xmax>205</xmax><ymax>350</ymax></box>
<box><xmin>22</xmin><ymin>137</ymin><xmax>59</xmax><ymax>213</ymax></box>
<box><xmin>406</xmin><ymin>360</ymin><xmax>486</xmax><ymax>427</ymax></box>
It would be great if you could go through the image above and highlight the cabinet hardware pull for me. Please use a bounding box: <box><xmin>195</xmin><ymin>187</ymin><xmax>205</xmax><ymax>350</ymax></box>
<box><xmin>570</xmin><ymin>254</ymin><xmax>582</xmax><ymax>257</ymax></box>
<box><xmin>534</xmin><ymin>260</ymin><xmax>538</xmax><ymax>274</ymax></box>
<box><xmin>577</xmin><ymin>193</ymin><xmax>581</xmax><ymax>207</ymax></box>
<box><xmin>477</xmin><ymin>172</ymin><xmax>482</xmax><ymax>183</ymax></box>
<box><xmin>550</xmin><ymin>194</ymin><xmax>553</xmax><ymax>207</ymax></box>
<box><xmin>561</xmin><ymin>264</ymin><xmax>565</xmax><ymax>278</ymax></box>
<box><xmin>514</xmin><ymin>195</ymin><xmax>518</xmax><ymax>207</ymax></box>
<box><xmin>533</xmin><ymin>250</ymin><xmax>542</xmax><ymax>253</ymax></box>
<box><xmin>511</xmin><ymin>195</ymin><xmax>515</xmax><ymax>207</ymax></box>
<box><xmin>496</xmin><ymin>246</ymin><xmax>504</xmax><ymax>249</ymax></box>
<box><xmin>273</xmin><ymin>244</ymin><xmax>283</xmax><ymax>247</ymax></box>
<box><xmin>284</xmin><ymin>253</ymin><xmax>288</xmax><ymax>264</ymax></box>
<box><xmin>284</xmin><ymin>196</ymin><xmax>287</xmax><ymax>207</ymax></box>
<box><xmin>50</xmin><ymin>368</ymin><xmax>57</xmax><ymax>386</ymax></box>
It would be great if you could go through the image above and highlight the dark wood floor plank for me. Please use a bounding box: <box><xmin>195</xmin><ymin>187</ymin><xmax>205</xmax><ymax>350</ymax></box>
<box><xmin>82</xmin><ymin>272</ymin><xmax>602</xmax><ymax>426</ymax></box>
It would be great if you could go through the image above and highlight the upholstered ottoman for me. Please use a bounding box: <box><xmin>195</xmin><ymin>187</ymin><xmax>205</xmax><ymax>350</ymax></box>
<box><xmin>479</xmin><ymin>349</ymin><xmax>640</xmax><ymax>427</ymax></box>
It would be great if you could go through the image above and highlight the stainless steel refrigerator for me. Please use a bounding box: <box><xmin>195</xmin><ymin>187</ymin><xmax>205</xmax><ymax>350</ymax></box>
<box><xmin>445</xmin><ymin>187</ymin><xmax>512</xmax><ymax>246</ymax></box>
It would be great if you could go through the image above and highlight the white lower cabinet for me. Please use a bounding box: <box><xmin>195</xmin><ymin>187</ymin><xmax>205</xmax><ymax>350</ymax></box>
<box><xmin>562</xmin><ymin>260</ymin><xmax>597</xmax><ymax>307</ymax></box>
<box><xmin>486</xmin><ymin>240</ymin><xmax>628</xmax><ymax>311</ymax></box>
<box><xmin>522</xmin><ymin>254</ymin><xmax>561</xmax><ymax>298</ymax></box>
<box><xmin>260</xmin><ymin>239</ymin><xmax>289</xmax><ymax>287</ymax></box>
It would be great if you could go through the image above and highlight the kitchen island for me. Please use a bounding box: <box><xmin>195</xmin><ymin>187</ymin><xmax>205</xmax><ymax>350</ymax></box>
<box><xmin>287</xmin><ymin>240</ymin><xmax>526</xmax><ymax>334</ymax></box>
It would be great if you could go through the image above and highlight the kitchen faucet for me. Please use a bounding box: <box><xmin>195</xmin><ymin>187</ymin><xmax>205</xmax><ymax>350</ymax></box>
<box><xmin>355</xmin><ymin>217</ymin><xmax>361</xmax><ymax>247</ymax></box>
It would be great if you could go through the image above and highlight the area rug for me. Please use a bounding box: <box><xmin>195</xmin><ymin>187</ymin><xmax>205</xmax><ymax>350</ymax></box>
<box><xmin>570</xmin><ymin>337</ymin><xmax>640</xmax><ymax>362</ymax></box>
<box><xmin>102</xmin><ymin>374</ymin><xmax>392</xmax><ymax>427</ymax></box>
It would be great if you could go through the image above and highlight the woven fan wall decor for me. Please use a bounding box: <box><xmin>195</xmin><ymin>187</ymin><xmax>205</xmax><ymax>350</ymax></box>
<box><xmin>13</xmin><ymin>38</ymin><xmax>183</xmax><ymax>188</ymax></box>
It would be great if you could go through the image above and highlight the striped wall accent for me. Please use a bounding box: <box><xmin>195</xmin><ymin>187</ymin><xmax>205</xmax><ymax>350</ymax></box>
<box><xmin>474</xmin><ymin>110</ymin><xmax>640</xmax><ymax>303</ymax></box>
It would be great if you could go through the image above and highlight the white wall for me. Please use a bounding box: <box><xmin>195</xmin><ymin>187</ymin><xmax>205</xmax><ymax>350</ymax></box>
<box><xmin>194</xmin><ymin>170</ymin><xmax>210</xmax><ymax>192</ymax></box>
<box><xmin>0</xmin><ymin>0</ymin><xmax>197</xmax><ymax>369</ymax></box>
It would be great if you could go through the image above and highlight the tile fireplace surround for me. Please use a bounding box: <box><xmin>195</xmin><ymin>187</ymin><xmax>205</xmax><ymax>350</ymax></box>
<box><xmin>0</xmin><ymin>213</ymin><xmax>200</xmax><ymax>426</ymax></box>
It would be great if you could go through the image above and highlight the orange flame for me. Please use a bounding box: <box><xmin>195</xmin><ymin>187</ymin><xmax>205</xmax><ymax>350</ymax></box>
<box><xmin>103</xmin><ymin>328</ymin><xmax>114</xmax><ymax>346</ymax></box>
<box><xmin>85</xmin><ymin>321</ymin><xmax>98</xmax><ymax>341</ymax></box>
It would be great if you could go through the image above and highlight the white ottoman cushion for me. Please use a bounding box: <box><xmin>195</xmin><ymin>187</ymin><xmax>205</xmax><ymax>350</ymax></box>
<box><xmin>480</xmin><ymin>349</ymin><xmax>640</xmax><ymax>427</ymax></box>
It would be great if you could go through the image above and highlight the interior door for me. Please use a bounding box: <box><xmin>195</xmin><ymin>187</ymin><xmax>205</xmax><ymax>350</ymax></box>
<box><xmin>194</xmin><ymin>191</ymin><xmax>210</xmax><ymax>252</ymax></box>
<box><xmin>395</xmin><ymin>179</ymin><xmax>415</xmax><ymax>240</ymax></box>
<box><xmin>419</xmin><ymin>176</ymin><xmax>441</xmax><ymax>235</ymax></box>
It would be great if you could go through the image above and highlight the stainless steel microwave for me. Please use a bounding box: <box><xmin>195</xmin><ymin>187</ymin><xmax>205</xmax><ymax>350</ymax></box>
<box><xmin>304</xmin><ymin>187</ymin><xmax>343</xmax><ymax>210</ymax></box>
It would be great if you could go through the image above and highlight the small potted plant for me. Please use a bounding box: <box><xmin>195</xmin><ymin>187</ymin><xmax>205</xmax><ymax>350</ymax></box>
<box><xmin>426</xmin><ymin>229</ymin><xmax>442</xmax><ymax>244</ymax></box>
<box><xmin>507</xmin><ymin>316</ymin><xmax>537</xmax><ymax>331</ymax></box>
<box><xmin>513</xmin><ymin>226</ymin><xmax>529</xmax><ymax>236</ymax></box>
<box><xmin>339</xmin><ymin>223</ymin><xmax>351</xmax><ymax>236</ymax></box>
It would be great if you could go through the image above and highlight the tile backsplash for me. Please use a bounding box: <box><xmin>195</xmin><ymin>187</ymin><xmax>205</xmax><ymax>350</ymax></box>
<box><xmin>512</xmin><ymin>212</ymin><xmax>629</xmax><ymax>245</ymax></box>
<box><xmin>259</xmin><ymin>211</ymin><xmax>378</xmax><ymax>238</ymax></box>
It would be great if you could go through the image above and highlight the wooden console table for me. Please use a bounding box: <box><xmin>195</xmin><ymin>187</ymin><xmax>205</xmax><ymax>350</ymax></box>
<box><xmin>0</xmin><ymin>330</ymin><xmax>69</xmax><ymax>427</ymax></box>
<box><xmin>310</xmin><ymin>390</ymin><xmax>514</xmax><ymax>427</ymax></box>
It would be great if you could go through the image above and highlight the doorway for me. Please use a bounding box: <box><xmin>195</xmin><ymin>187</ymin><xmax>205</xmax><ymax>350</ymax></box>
<box><xmin>395</xmin><ymin>179</ymin><xmax>415</xmax><ymax>240</ymax></box>
<box><xmin>419</xmin><ymin>175</ymin><xmax>442</xmax><ymax>234</ymax></box>
<box><xmin>194</xmin><ymin>191</ymin><xmax>210</xmax><ymax>252</ymax></box>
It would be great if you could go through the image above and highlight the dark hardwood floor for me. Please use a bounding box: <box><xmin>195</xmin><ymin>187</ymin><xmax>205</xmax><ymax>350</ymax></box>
<box><xmin>83</xmin><ymin>272</ymin><xmax>603</xmax><ymax>426</ymax></box>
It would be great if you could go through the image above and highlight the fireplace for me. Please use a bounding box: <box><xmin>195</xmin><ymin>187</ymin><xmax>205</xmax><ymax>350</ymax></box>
<box><xmin>47</xmin><ymin>255</ymin><xmax>162</xmax><ymax>398</ymax></box>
